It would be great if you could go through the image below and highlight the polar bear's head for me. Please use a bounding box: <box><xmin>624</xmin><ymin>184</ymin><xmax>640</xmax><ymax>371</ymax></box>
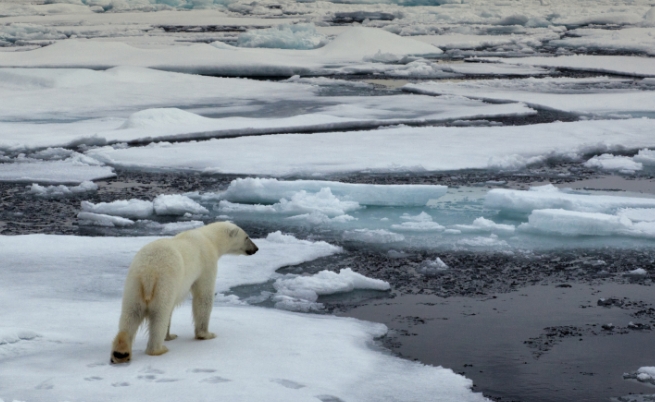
<box><xmin>225</xmin><ymin>224</ymin><xmax>259</xmax><ymax>256</ymax></box>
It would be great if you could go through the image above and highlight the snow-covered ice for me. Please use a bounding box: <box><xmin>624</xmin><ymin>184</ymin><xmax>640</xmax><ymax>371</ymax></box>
<box><xmin>86</xmin><ymin>119</ymin><xmax>655</xmax><ymax>176</ymax></box>
<box><xmin>81</xmin><ymin>199</ymin><xmax>155</xmax><ymax>219</ymax></box>
<box><xmin>272</xmin><ymin>268</ymin><xmax>390</xmax><ymax>311</ymax></box>
<box><xmin>28</xmin><ymin>180</ymin><xmax>98</xmax><ymax>197</ymax></box>
<box><xmin>0</xmin><ymin>233</ymin><xmax>486</xmax><ymax>402</ymax></box>
<box><xmin>0</xmin><ymin>158</ymin><xmax>115</xmax><ymax>184</ymax></box>
<box><xmin>404</xmin><ymin>77</ymin><xmax>655</xmax><ymax>116</ymax></box>
<box><xmin>153</xmin><ymin>194</ymin><xmax>209</xmax><ymax>216</ymax></box>
<box><xmin>482</xmin><ymin>56</ymin><xmax>655</xmax><ymax>78</ymax></box>
<box><xmin>208</xmin><ymin>177</ymin><xmax>448</xmax><ymax>206</ymax></box>
<box><xmin>486</xmin><ymin>185</ymin><xmax>655</xmax><ymax>216</ymax></box>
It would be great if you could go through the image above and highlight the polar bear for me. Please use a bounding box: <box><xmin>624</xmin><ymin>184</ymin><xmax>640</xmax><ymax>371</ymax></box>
<box><xmin>110</xmin><ymin>221</ymin><xmax>258</xmax><ymax>364</ymax></box>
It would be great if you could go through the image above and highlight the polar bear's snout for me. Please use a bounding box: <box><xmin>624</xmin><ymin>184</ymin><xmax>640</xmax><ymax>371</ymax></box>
<box><xmin>245</xmin><ymin>238</ymin><xmax>259</xmax><ymax>255</ymax></box>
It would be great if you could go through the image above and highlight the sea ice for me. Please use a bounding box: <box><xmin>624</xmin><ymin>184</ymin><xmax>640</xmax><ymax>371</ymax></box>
<box><xmin>276</xmin><ymin>268</ymin><xmax>390</xmax><ymax>300</ymax></box>
<box><xmin>86</xmin><ymin>119</ymin><xmax>655</xmax><ymax>176</ymax></box>
<box><xmin>77</xmin><ymin>211</ymin><xmax>136</xmax><ymax>227</ymax></box>
<box><xmin>584</xmin><ymin>154</ymin><xmax>643</xmax><ymax>173</ymax></box>
<box><xmin>520</xmin><ymin>209</ymin><xmax>635</xmax><ymax>237</ymax></box>
<box><xmin>486</xmin><ymin>186</ymin><xmax>655</xmax><ymax>216</ymax></box>
<box><xmin>390</xmin><ymin>211</ymin><xmax>445</xmax><ymax>231</ymax></box>
<box><xmin>28</xmin><ymin>180</ymin><xmax>98</xmax><ymax>197</ymax></box>
<box><xmin>0</xmin><ymin>27</ymin><xmax>441</xmax><ymax>75</ymax></box>
<box><xmin>214</xmin><ymin>177</ymin><xmax>448</xmax><ymax>206</ymax></box>
<box><xmin>452</xmin><ymin>217</ymin><xmax>516</xmax><ymax>235</ymax></box>
<box><xmin>482</xmin><ymin>55</ymin><xmax>655</xmax><ymax>78</ymax></box>
<box><xmin>343</xmin><ymin>228</ymin><xmax>405</xmax><ymax>243</ymax></box>
<box><xmin>633</xmin><ymin>149</ymin><xmax>655</xmax><ymax>166</ymax></box>
<box><xmin>217</xmin><ymin>188</ymin><xmax>361</xmax><ymax>217</ymax></box>
<box><xmin>81</xmin><ymin>199</ymin><xmax>155</xmax><ymax>219</ymax></box>
<box><xmin>0</xmin><ymin>159</ymin><xmax>115</xmax><ymax>184</ymax></box>
<box><xmin>153</xmin><ymin>194</ymin><xmax>209</xmax><ymax>216</ymax></box>
<box><xmin>404</xmin><ymin>77</ymin><xmax>655</xmax><ymax>116</ymax></box>
<box><xmin>237</xmin><ymin>23</ymin><xmax>327</xmax><ymax>49</ymax></box>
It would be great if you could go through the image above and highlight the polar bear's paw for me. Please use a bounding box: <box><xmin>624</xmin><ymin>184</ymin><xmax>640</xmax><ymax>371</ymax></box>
<box><xmin>195</xmin><ymin>331</ymin><xmax>216</xmax><ymax>340</ymax></box>
<box><xmin>145</xmin><ymin>345</ymin><xmax>169</xmax><ymax>356</ymax></box>
<box><xmin>165</xmin><ymin>333</ymin><xmax>178</xmax><ymax>341</ymax></box>
<box><xmin>110</xmin><ymin>331</ymin><xmax>132</xmax><ymax>364</ymax></box>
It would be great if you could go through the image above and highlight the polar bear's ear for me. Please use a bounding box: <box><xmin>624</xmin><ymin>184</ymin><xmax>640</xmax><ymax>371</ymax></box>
<box><xmin>228</xmin><ymin>227</ymin><xmax>240</xmax><ymax>238</ymax></box>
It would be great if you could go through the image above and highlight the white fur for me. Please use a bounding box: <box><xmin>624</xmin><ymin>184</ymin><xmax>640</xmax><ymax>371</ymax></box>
<box><xmin>110</xmin><ymin>221</ymin><xmax>258</xmax><ymax>363</ymax></box>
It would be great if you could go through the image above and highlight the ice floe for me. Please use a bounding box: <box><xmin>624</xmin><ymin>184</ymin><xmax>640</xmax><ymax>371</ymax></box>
<box><xmin>404</xmin><ymin>77</ymin><xmax>655</xmax><ymax>116</ymax></box>
<box><xmin>85</xmin><ymin>119</ymin><xmax>655</xmax><ymax>176</ymax></box>
<box><xmin>81</xmin><ymin>199</ymin><xmax>155</xmax><ymax>219</ymax></box>
<box><xmin>0</xmin><ymin>27</ymin><xmax>441</xmax><ymax>75</ymax></box>
<box><xmin>0</xmin><ymin>158</ymin><xmax>115</xmax><ymax>184</ymax></box>
<box><xmin>210</xmin><ymin>177</ymin><xmax>447</xmax><ymax>206</ymax></box>
<box><xmin>486</xmin><ymin>185</ymin><xmax>655</xmax><ymax>216</ymax></box>
<box><xmin>482</xmin><ymin>55</ymin><xmax>655</xmax><ymax>78</ymax></box>
<box><xmin>153</xmin><ymin>194</ymin><xmax>209</xmax><ymax>216</ymax></box>
<box><xmin>28</xmin><ymin>180</ymin><xmax>98</xmax><ymax>197</ymax></box>
<box><xmin>272</xmin><ymin>268</ymin><xmax>390</xmax><ymax>312</ymax></box>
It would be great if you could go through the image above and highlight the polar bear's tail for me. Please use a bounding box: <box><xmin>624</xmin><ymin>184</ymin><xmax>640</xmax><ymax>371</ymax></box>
<box><xmin>139</xmin><ymin>274</ymin><xmax>158</xmax><ymax>304</ymax></box>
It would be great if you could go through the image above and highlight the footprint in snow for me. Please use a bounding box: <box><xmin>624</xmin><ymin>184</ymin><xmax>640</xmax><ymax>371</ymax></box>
<box><xmin>200</xmin><ymin>376</ymin><xmax>231</xmax><ymax>384</ymax></box>
<box><xmin>271</xmin><ymin>379</ymin><xmax>306</xmax><ymax>389</ymax></box>
<box><xmin>112</xmin><ymin>382</ymin><xmax>130</xmax><ymax>387</ymax></box>
<box><xmin>35</xmin><ymin>380</ymin><xmax>54</xmax><ymax>390</ymax></box>
<box><xmin>155</xmin><ymin>378</ymin><xmax>180</xmax><ymax>383</ymax></box>
<box><xmin>190</xmin><ymin>368</ymin><xmax>216</xmax><ymax>373</ymax></box>
<box><xmin>137</xmin><ymin>375</ymin><xmax>157</xmax><ymax>381</ymax></box>
<box><xmin>316</xmin><ymin>395</ymin><xmax>345</xmax><ymax>402</ymax></box>
<box><xmin>84</xmin><ymin>376</ymin><xmax>103</xmax><ymax>381</ymax></box>
<box><xmin>141</xmin><ymin>366</ymin><xmax>165</xmax><ymax>374</ymax></box>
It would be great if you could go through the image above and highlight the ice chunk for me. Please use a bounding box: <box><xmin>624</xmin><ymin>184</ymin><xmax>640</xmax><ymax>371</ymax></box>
<box><xmin>391</xmin><ymin>212</ymin><xmax>445</xmax><ymax>231</ymax></box>
<box><xmin>135</xmin><ymin>220</ymin><xmax>205</xmax><ymax>235</ymax></box>
<box><xmin>482</xmin><ymin>56</ymin><xmax>655</xmax><ymax>78</ymax></box>
<box><xmin>217</xmin><ymin>231</ymin><xmax>343</xmax><ymax>292</ymax></box>
<box><xmin>0</xmin><ymin>159</ymin><xmax>115</xmax><ymax>184</ymax></box>
<box><xmin>286</xmin><ymin>212</ymin><xmax>357</xmax><ymax>225</ymax></box>
<box><xmin>274</xmin><ymin>268</ymin><xmax>390</xmax><ymax>304</ymax></box>
<box><xmin>633</xmin><ymin>149</ymin><xmax>655</xmax><ymax>166</ymax></box>
<box><xmin>218</xmin><ymin>188</ymin><xmax>360</xmax><ymax>217</ymax></box>
<box><xmin>584</xmin><ymin>154</ymin><xmax>642</xmax><ymax>172</ymax></box>
<box><xmin>237</xmin><ymin>23</ymin><xmax>326</xmax><ymax>50</ymax></box>
<box><xmin>81</xmin><ymin>199</ymin><xmax>154</xmax><ymax>219</ymax></box>
<box><xmin>618</xmin><ymin>208</ymin><xmax>655</xmax><ymax>222</ymax></box>
<box><xmin>452</xmin><ymin>217</ymin><xmax>516</xmax><ymax>235</ymax></box>
<box><xmin>519</xmin><ymin>209</ymin><xmax>655</xmax><ymax>238</ymax></box>
<box><xmin>486</xmin><ymin>187</ymin><xmax>655</xmax><ymax>216</ymax></box>
<box><xmin>217</xmin><ymin>178</ymin><xmax>447</xmax><ymax>206</ymax></box>
<box><xmin>626</xmin><ymin>268</ymin><xmax>648</xmax><ymax>276</ymax></box>
<box><xmin>343</xmin><ymin>229</ymin><xmax>405</xmax><ymax>244</ymax></box>
<box><xmin>29</xmin><ymin>180</ymin><xmax>97</xmax><ymax>197</ymax></box>
<box><xmin>77</xmin><ymin>212</ymin><xmax>135</xmax><ymax>227</ymax></box>
<box><xmin>419</xmin><ymin>257</ymin><xmax>449</xmax><ymax>276</ymax></box>
<box><xmin>456</xmin><ymin>235</ymin><xmax>509</xmax><ymax>248</ymax></box>
<box><xmin>153</xmin><ymin>194</ymin><xmax>209</xmax><ymax>216</ymax></box>
<box><xmin>119</xmin><ymin>108</ymin><xmax>209</xmax><ymax>129</ymax></box>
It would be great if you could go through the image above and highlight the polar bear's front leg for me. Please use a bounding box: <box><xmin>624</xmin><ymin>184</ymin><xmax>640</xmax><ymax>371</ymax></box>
<box><xmin>192</xmin><ymin>284</ymin><xmax>216</xmax><ymax>340</ymax></box>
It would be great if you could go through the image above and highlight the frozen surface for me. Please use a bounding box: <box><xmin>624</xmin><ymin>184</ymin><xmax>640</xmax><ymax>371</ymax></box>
<box><xmin>217</xmin><ymin>231</ymin><xmax>343</xmax><ymax>292</ymax></box>
<box><xmin>210</xmin><ymin>177</ymin><xmax>447</xmax><ymax>206</ymax></box>
<box><xmin>404</xmin><ymin>77</ymin><xmax>655</xmax><ymax>116</ymax></box>
<box><xmin>0</xmin><ymin>159</ymin><xmax>115</xmax><ymax>184</ymax></box>
<box><xmin>584</xmin><ymin>154</ymin><xmax>643</xmax><ymax>173</ymax></box>
<box><xmin>483</xmin><ymin>56</ymin><xmax>655</xmax><ymax>78</ymax></box>
<box><xmin>0</xmin><ymin>233</ymin><xmax>485</xmax><ymax>402</ymax></box>
<box><xmin>272</xmin><ymin>268</ymin><xmax>390</xmax><ymax>311</ymax></box>
<box><xmin>550</xmin><ymin>28</ymin><xmax>655</xmax><ymax>56</ymax></box>
<box><xmin>520</xmin><ymin>209</ymin><xmax>655</xmax><ymax>238</ymax></box>
<box><xmin>77</xmin><ymin>211</ymin><xmax>136</xmax><ymax>227</ymax></box>
<box><xmin>237</xmin><ymin>23</ymin><xmax>326</xmax><ymax>49</ymax></box>
<box><xmin>486</xmin><ymin>185</ymin><xmax>655</xmax><ymax>216</ymax></box>
<box><xmin>81</xmin><ymin>199</ymin><xmax>155</xmax><ymax>219</ymax></box>
<box><xmin>86</xmin><ymin>119</ymin><xmax>655</xmax><ymax>176</ymax></box>
<box><xmin>0</xmin><ymin>27</ymin><xmax>441</xmax><ymax>75</ymax></box>
<box><xmin>29</xmin><ymin>180</ymin><xmax>98</xmax><ymax>197</ymax></box>
<box><xmin>153</xmin><ymin>194</ymin><xmax>209</xmax><ymax>216</ymax></box>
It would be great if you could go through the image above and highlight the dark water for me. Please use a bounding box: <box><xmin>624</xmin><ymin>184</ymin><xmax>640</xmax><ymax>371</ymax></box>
<box><xmin>337</xmin><ymin>283</ymin><xmax>655</xmax><ymax>402</ymax></box>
